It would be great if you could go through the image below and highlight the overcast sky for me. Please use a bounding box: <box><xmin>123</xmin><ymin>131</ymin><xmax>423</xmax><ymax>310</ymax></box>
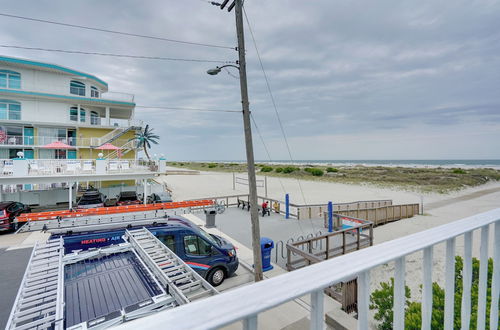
<box><xmin>1</xmin><ymin>0</ymin><xmax>499</xmax><ymax>160</ymax></box>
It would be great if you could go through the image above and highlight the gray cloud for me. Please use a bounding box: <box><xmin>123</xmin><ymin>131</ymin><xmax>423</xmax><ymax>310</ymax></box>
<box><xmin>0</xmin><ymin>0</ymin><xmax>499</xmax><ymax>160</ymax></box>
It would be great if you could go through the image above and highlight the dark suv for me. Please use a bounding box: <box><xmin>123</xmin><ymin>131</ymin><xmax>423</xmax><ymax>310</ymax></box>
<box><xmin>0</xmin><ymin>201</ymin><xmax>31</xmax><ymax>231</ymax></box>
<box><xmin>76</xmin><ymin>189</ymin><xmax>105</xmax><ymax>209</ymax></box>
<box><xmin>116</xmin><ymin>191</ymin><xmax>142</xmax><ymax>206</ymax></box>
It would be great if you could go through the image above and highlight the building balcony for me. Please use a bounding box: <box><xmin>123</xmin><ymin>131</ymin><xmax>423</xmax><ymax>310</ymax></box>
<box><xmin>0</xmin><ymin>135</ymin><xmax>139</xmax><ymax>149</ymax></box>
<box><xmin>0</xmin><ymin>159</ymin><xmax>159</xmax><ymax>178</ymax></box>
<box><xmin>115</xmin><ymin>208</ymin><xmax>500</xmax><ymax>330</ymax></box>
<box><xmin>0</xmin><ymin>83</ymin><xmax>134</xmax><ymax>104</ymax></box>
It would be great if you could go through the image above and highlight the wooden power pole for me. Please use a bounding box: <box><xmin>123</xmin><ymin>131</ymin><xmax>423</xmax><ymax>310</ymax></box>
<box><xmin>234</xmin><ymin>0</ymin><xmax>263</xmax><ymax>281</ymax></box>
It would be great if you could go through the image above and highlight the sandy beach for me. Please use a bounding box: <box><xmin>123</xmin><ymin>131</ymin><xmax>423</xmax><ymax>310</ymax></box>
<box><xmin>157</xmin><ymin>169</ymin><xmax>500</xmax><ymax>322</ymax></box>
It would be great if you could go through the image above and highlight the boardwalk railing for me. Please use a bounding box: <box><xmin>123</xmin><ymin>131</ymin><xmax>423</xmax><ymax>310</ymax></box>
<box><xmin>116</xmin><ymin>208</ymin><xmax>500</xmax><ymax>330</ymax></box>
<box><xmin>324</xmin><ymin>203</ymin><xmax>420</xmax><ymax>226</ymax></box>
<box><xmin>193</xmin><ymin>193</ymin><xmax>395</xmax><ymax>220</ymax></box>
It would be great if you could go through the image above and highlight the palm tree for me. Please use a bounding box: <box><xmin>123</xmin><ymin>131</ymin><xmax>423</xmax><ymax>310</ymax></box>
<box><xmin>130</xmin><ymin>124</ymin><xmax>159</xmax><ymax>160</ymax></box>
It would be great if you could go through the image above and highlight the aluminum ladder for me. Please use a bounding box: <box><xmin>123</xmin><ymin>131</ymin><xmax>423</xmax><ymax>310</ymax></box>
<box><xmin>6</xmin><ymin>238</ymin><xmax>64</xmax><ymax>330</ymax></box>
<box><xmin>125</xmin><ymin>228</ymin><xmax>218</xmax><ymax>304</ymax></box>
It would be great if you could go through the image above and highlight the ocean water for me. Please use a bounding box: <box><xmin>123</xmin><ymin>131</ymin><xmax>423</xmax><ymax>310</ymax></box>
<box><xmin>253</xmin><ymin>159</ymin><xmax>500</xmax><ymax>169</ymax></box>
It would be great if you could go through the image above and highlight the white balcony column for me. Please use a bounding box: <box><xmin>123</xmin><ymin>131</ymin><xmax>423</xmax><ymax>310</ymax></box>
<box><xmin>96</xmin><ymin>155</ymin><xmax>106</xmax><ymax>175</ymax></box>
<box><xmin>68</xmin><ymin>182</ymin><xmax>73</xmax><ymax>209</ymax></box>
<box><xmin>13</xmin><ymin>158</ymin><xmax>28</xmax><ymax>177</ymax></box>
<box><xmin>143</xmin><ymin>179</ymin><xmax>147</xmax><ymax>204</ymax></box>
<box><xmin>77</xmin><ymin>104</ymin><xmax>81</xmax><ymax>123</ymax></box>
<box><xmin>159</xmin><ymin>156</ymin><xmax>166</xmax><ymax>173</ymax></box>
<box><xmin>105</xmin><ymin>107</ymin><xmax>110</xmax><ymax>126</ymax></box>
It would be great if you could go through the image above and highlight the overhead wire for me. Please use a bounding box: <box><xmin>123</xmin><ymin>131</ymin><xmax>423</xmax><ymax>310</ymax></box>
<box><xmin>0</xmin><ymin>12</ymin><xmax>235</xmax><ymax>50</ymax></box>
<box><xmin>0</xmin><ymin>45</ymin><xmax>235</xmax><ymax>64</ymax></box>
<box><xmin>243</xmin><ymin>6</ymin><xmax>318</xmax><ymax>232</ymax></box>
<box><xmin>250</xmin><ymin>113</ymin><xmax>309</xmax><ymax>236</ymax></box>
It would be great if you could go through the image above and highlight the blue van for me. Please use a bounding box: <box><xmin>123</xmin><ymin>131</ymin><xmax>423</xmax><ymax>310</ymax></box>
<box><xmin>53</xmin><ymin>216</ymin><xmax>238</xmax><ymax>286</ymax></box>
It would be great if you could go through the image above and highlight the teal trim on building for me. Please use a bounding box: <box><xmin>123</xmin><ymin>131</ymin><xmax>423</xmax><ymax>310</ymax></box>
<box><xmin>0</xmin><ymin>88</ymin><xmax>135</xmax><ymax>107</ymax></box>
<box><xmin>0</xmin><ymin>56</ymin><xmax>108</xmax><ymax>88</ymax></box>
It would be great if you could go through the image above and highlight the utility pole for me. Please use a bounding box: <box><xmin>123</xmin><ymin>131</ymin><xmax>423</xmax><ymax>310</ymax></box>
<box><xmin>234</xmin><ymin>0</ymin><xmax>263</xmax><ymax>281</ymax></box>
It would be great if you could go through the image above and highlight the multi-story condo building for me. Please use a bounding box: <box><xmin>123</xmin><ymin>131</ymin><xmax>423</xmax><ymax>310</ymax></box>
<box><xmin>0</xmin><ymin>55</ymin><xmax>141</xmax><ymax>161</ymax></box>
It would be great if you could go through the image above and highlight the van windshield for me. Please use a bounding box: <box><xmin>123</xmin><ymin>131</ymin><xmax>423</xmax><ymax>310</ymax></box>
<box><xmin>197</xmin><ymin>228</ymin><xmax>218</xmax><ymax>246</ymax></box>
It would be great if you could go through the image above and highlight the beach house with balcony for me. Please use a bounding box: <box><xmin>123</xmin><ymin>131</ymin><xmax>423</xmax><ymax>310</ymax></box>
<box><xmin>0</xmin><ymin>55</ymin><xmax>141</xmax><ymax>161</ymax></box>
<box><xmin>0</xmin><ymin>55</ymin><xmax>164</xmax><ymax>206</ymax></box>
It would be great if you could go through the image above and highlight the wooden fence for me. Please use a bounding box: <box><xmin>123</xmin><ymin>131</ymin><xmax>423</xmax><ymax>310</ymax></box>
<box><xmin>325</xmin><ymin>203</ymin><xmax>420</xmax><ymax>226</ymax></box>
<box><xmin>286</xmin><ymin>222</ymin><xmax>373</xmax><ymax>313</ymax></box>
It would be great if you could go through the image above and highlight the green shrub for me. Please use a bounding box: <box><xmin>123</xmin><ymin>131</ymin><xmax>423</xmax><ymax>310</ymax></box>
<box><xmin>452</xmin><ymin>168</ymin><xmax>466</xmax><ymax>174</ymax></box>
<box><xmin>170</xmin><ymin>162</ymin><xmax>177</xmax><ymax>166</ymax></box>
<box><xmin>179</xmin><ymin>163</ymin><xmax>184</xmax><ymax>166</ymax></box>
<box><xmin>275</xmin><ymin>167</ymin><xmax>283</xmax><ymax>173</ymax></box>
<box><xmin>326</xmin><ymin>167</ymin><xmax>338</xmax><ymax>173</ymax></box>
<box><xmin>261</xmin><ymin>166</ymin><xmax>273</xmax><ymax>172</ymax></box>
<box><xmin>282</xmin><ymin>166</ymin><xmax>298</xmax><ymax>174</ymax></box>
<box><xmin>309</xmin><ymin>168</ymin><xmax>324</xmax><ymax>176</ymax></box>
<box><xmin>370</xmin><ymin>256</ymin><xmax>497</xmax><ymax>329</ymax></box>
<box><xmin>304</xmin><ymin>167</ymin><xmax>313</xmax><ymax>173</ymax></box>
<box><xmin>208</xmin><ymin>163</ymin><xmax>217</xmax><ymax>168</ymax></box>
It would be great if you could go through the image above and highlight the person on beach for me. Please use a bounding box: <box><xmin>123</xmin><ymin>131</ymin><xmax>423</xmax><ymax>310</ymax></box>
<box><xmin>262</xmin><ymin>201</ymin><xmax>269</xmax><ymax>216</ymax></box>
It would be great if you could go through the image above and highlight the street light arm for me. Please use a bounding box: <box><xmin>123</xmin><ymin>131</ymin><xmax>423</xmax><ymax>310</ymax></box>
<box><xmin>216</xmin><ymin>64</ymin><xmax>240</xmax><ymax>71</ymax></box>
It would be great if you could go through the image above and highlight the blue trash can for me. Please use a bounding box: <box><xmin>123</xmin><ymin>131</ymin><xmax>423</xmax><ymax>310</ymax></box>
<box><xmin>260</xmin><ymin>237</ymin><xmax>274</xmax><ymax>271</ymax></box>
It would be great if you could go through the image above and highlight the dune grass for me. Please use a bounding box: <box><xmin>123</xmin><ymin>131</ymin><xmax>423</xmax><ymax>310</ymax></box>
<box><xmin>167</xmin><ymin>162</ymin><xmax>500</xmax><ymax>193</ymax></box>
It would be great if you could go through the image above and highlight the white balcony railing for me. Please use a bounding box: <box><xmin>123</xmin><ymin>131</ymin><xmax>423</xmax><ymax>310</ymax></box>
<box><xmin>0</xmin><ymin>135</ymin><xmax>138</xmax><ymax>148</ymax></box>
<box><xmin>0</xmin><ymin>82</ymin><xmax>134</xmax><ymax>103</ymax></box>
<box><xmin>0</xmin><ymin>159</ymin><xmax>159</xmax><ymax>177</ymax></box>
<box><xmin>116</xmin><ymin>208</ymin><xmax>500</xmax><ymax>330</ymax></box>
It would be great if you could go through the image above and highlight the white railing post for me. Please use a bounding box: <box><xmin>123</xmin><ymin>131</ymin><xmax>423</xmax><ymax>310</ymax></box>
<box><xmin>490</xmin><ymin>221</ymin><xmax>500</xmax><ymax>330</ymax></box>
<box><xmin>477</xmin><ymin>226</ymin><xmax>489</xmax><ymax>330</ymax></box>
<box><xmin>357</xmin><ymin>271</ymin><xmax>370</xmax><ymax>330</ymax></box>
<box><xmin>422</xmin><ymin>246</ymin><xmax>433</xmax><ymax>330</ymax></box>
<box><xmin>444</xmin><ymin>238</ymin><xmax>456</xmax><ymax>330</ymax></box>
<box><xmin>243</xmin><ymin>315</ymin><xmax>257</xmax><ymax>330</ymax></box>
<box><xmin>310</xmin><ymin>290</ymin><xmax>324</xmax><ymax>329</ymax></box>
<box><xmin>461</xmin><ymin>231</ymin><xmax>473</xmax><ymax>328</ymax></box>
<box><xmin>393</xmin><ymin>257</ymin><xmax>405</xmax><ymax>329</ymax></box>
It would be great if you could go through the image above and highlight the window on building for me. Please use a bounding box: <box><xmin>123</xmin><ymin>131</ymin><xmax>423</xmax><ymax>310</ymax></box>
<box><xmin>183</xmin><ymin>235</ymin><xmax>212</xmax><ymax>256</ymax></box>
<box><xmin>70</xmin><ymin>107</ymin><xmax>86</xmax><ymax>123</ymax></box>
<box><xmin>90</xmin><ymin>111</ymin><xmax>99</xmax><ymax>125</ymax></box>
<box><xmin>70</xmin><ymin>80</ymin><xmax>85</xmax><ymax>96</ymax></box>
<box><xmin>0</xmin><ymin>100</ymin><xmax>21</xmax><ymax>120</ymax></box>
<box><xmin>0</xmin><ymin>70</ymin><xmax>21</xmax><ymax>89</ymax></box>
<box><xmin>91</xmin><ymin>86</ymin><xmax>99</xmax><ymax>98</ymax></box>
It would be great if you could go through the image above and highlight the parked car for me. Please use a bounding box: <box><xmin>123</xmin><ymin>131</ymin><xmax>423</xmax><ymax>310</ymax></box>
<box><xmin>116</xmin><ymin>191</ymin><xmax>142</xmax><ymax>206</ymax></box>
<box><xmin>0</xmin><ymin>201</ymin><xmax>31</xmax><ymax>231</ymax></box>
<box><xmin>147</xmin><ymin>192</ymin><xmax>173</xmax><ymax>204</ymax></box>
<box><xmin>55</xmin><ymin>217</ymin><xmax>238</xmax><ymax>286</ymax></box>
<box><xmin>76</xmin><ymin>189</ymin><xmax>105</xmax><ymax>209</ymax></box>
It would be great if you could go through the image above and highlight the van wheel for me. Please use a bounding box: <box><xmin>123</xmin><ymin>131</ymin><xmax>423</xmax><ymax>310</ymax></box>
<box><xmin>207</xmin><ymin>267</ymin><xmax>225</xmax><ymax>286</ymax></box>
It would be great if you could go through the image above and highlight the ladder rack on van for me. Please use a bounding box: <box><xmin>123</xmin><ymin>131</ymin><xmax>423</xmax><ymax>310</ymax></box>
<box><xmin>6</xmin><ymin>238</ymin><xmax>64</xmax><ymax>330</ymax></box>
<box><xmin>17</xmin><ymin>206</ymin><xmax>206</xmax><ymax>233</ymax></box>
<box><xmin>125</xmin><ymin>228</ymin><xmax>219</xmax><ymax>304</ymax></box>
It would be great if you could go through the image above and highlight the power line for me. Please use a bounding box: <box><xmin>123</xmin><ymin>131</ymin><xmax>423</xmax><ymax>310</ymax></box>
<box><xmin>0</xmin><ymin>45</ymin><xmax>235</xmax><ymax>64</ymax></box>
<box><xmin>0</xmin><ymin>12</ymin><xmax>235</xmax><ymax>50</ymax></box>
<box><xmin>250</xmin><ymin>113</ymin><xmax>309</xmax><ymax>237</ymax></box>
<box><xmin>136</xmin><ymin>105</ymin><xmax>240</xmax><ymax>113</ymax></box>
<box><xmin>242</xmin><ymin>7</ymin><xmax>310</xmax><ymax>207</ymax></box>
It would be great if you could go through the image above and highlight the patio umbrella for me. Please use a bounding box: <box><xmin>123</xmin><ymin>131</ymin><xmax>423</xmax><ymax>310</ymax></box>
<box><xmin>41</xmin><ymin>141</ymin><xmax>74</xmax><ymax>149</ymax></box>
<box><xmin>96</xmin><ymin>143</ymin><xmax>121</xmax><ymax>158</ymax></box>
<box><xmin>96</xmin><ymin>143</ymin><xmax>120</xmax><ymax>150</ymax></box>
